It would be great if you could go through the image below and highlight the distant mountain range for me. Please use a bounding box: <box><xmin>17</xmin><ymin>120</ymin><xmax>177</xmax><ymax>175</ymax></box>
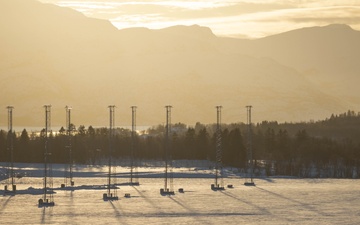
<box><xmin>1</xmin><ymin>0</ymin><xmax>359</xmax><ymax>128</ymax></box>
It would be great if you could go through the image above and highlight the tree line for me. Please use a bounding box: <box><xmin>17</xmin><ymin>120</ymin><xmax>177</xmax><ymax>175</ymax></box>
<box><xmin>1</xmin><ymin>111</ymin><xmax>360</xmax><ymax>178</ymax></box>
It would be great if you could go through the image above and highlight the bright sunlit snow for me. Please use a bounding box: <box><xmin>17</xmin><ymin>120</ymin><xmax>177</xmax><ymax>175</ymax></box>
<box><xmin>1</xmin><ymin>162</ymin><xmax>359</xmax><ymax>224</ymax></box>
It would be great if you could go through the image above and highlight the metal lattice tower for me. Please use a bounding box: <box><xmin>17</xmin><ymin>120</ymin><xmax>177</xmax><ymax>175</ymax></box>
<box><xmin>63</xmin><ymin>106</ymin><xmax>74</xmax><ymax>187</ymax></box>
<box><xmin>160</xmin><ymin>105</ymin><xmax>174</xmax><ymax>195</ymax></box>
<box><xmin>103</xmin><ymin>105</ymin><xmax>118</xmax><ymax>200</ymax></box>
<box><xmin>5</xmin><ymin>106</ymin><xmax>15</xmax><ymax>193</ymax></box>
<box><xmin>212</xmin><ymin>106</ymin><xmax>224</xmax><ymax>190</ymax></box>
<box><xmin>38</xmin><ymin>105</ymin><xmax>55</xmax><ymax>206</ymax></box>
<box><xmin>244</xmin><ymin>105</ymin><xmax>255</xmax><ymax>186</ymax></box>
<box><xmin>130</xmin><ymin>106</ymin><xmax>139</xmax><ymax>185</ymax></box>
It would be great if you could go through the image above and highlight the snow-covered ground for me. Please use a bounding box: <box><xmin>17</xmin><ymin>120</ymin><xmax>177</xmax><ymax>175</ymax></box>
<box><xmin>1</xmin><ymin>163</ymin><xmax>360</xmax><ymax>224</ymax></box>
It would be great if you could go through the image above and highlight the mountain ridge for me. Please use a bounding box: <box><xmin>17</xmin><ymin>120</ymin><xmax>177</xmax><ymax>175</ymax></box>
<box><xmin>0</xmin><ymin>0</ymin><xmax>358</xmax><ymax>127</ymax></box>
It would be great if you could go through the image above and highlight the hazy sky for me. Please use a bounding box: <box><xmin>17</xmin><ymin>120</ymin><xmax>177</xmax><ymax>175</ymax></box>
<box><xmin>38</xmin><ymin>0</ymin><xmax>360</xmax><ymax>38</ymax></box>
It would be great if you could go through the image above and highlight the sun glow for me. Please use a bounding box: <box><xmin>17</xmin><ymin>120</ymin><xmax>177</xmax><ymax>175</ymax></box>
<box><xmin>38</xmin><ymin>0</ymin><xmax>360</xmax><ymax>38</ymax></box>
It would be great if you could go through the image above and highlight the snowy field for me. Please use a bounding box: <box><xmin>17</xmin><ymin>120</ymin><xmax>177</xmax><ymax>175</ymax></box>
<box><xmin>1</xmin><ymin>163</ymin><xmax>360</xmax><ymax>224</ymax></box>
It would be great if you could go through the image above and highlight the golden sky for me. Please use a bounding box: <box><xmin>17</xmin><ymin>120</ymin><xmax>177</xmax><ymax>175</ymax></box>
<box><xmin>38</xmin><ymin>0</ymin><xmax>360</xmax><ymax>38</ymax></box>
<box><xmin>2</xmin><ymin>0</ymin><xmax>360</xmax><ymax>128</ymax></box>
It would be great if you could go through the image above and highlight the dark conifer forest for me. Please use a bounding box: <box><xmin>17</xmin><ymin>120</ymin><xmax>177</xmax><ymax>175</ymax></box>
<box><xmin>1</xmin><ymin>111</ymin><xmax>360</xmax><ymax>178</ymax></box>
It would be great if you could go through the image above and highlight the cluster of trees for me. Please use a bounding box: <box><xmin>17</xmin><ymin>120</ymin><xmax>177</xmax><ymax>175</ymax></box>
<box><xmin>1</xmin><ymin>111</ymin><xmax>360</xmax><ymax>178</ymax></box>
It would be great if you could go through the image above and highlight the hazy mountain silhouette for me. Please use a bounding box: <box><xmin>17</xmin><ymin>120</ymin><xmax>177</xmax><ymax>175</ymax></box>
<box><xmin>0</xmin><ymin>0</ymin><xmax>357</xmax><ymax>127</ymax></box>
<box><xmin>228</xmin><ymin>24</ymin><xmax>360</xmax><ymax>100</ymax></box>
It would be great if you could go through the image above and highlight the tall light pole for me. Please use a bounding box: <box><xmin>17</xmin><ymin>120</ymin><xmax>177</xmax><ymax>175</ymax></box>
<box><xmin>39</xmin><ymin>105</ymin><xmax>55</xmax><ymax>206</ymax></box>
<box><xmin>4</xmin><ymin>106</ymin><xmax>16</xmax><ymax>194</ymax></box>
<box><xmin>211</xmin><ymin>106</ymin><xmax>225</xmax><ymax>190</ymax></box>
<box><xmin>244</xmin><ymin>105</ymin><xmax>255</xmax><ymax>186</ymax></box>
<box><xmin>130</xmin><ymin>106</ymin><xmax>139</xmax><ymax>185</ymax></box>
<box><xmin>160</xmin><ymin>105</ymin><xmax>174</xmax><ymax>195</ymax></box>
<box><xmin>62</xmin><ymin>106</ymin><xmax>74</xmax><ymax>188</ymax></box>
<box><xmin>103</xmin><ymin>105</ymin><xmax>118</xmax><ymax>200</ymax></box>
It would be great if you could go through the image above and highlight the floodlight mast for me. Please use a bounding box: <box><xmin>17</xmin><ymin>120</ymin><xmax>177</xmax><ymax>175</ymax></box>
<box><xmin>64</xmin><ymin>106</ymin><xmax>74</xmax><ymax>187</ymax></box>
<box><xmin>108</xmin><ymin>105</ymin><xmax>114</xmax><ymax>196</ymax></box>
<box><xmin>44</xmin><ymin>105</ymin><xmax>50</xmax><ymax>201</ymax></box>
<box><xmin>244</xmin><ymin>105</ymin><xmax>255</xmax><ymax>186</ymax></box>
<box><xmin>39</xmin><ymin>104</ymin><xmax>55</xmax><ymax>206</ymax></box>
<box><xmin>160</xmin><ymin>105</ymin><xmax>174</xmax><ymax>195</ymax></box>
<box><xmin>165</xmin><ymin>105</ymin><xmax>171</xmax><ymax>191</ymax></box>
<box><xmin>6</xmin><ymin>106</ymin><xmax>15</xmax><ymax>193</ymax></box>
<box><xmin>212</xmin><ymin>106</ymin><xmax>224</xmax><ymax>190</ymax></box>
<box><xmin>130</xmin><ymin>106</ymin><xmax>139</xmax><ymax>185</ymax></box>
<box><xmin>103</xmin><ymin>105</ymin><xmax>118</xmax><ymax>200</ymax></box>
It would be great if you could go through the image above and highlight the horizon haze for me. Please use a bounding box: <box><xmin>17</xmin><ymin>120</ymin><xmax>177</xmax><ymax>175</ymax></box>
<box><xmin>1</xmin><ymin>0</ymin><xmax>360</xmax><ymax>129</ymax></box>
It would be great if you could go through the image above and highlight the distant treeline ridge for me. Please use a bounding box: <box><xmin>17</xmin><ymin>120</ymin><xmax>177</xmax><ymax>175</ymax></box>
<box><xmin>1</xmin><ymin>111</ymin><xmax>360</xmax><ymax>178</ymax></box>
